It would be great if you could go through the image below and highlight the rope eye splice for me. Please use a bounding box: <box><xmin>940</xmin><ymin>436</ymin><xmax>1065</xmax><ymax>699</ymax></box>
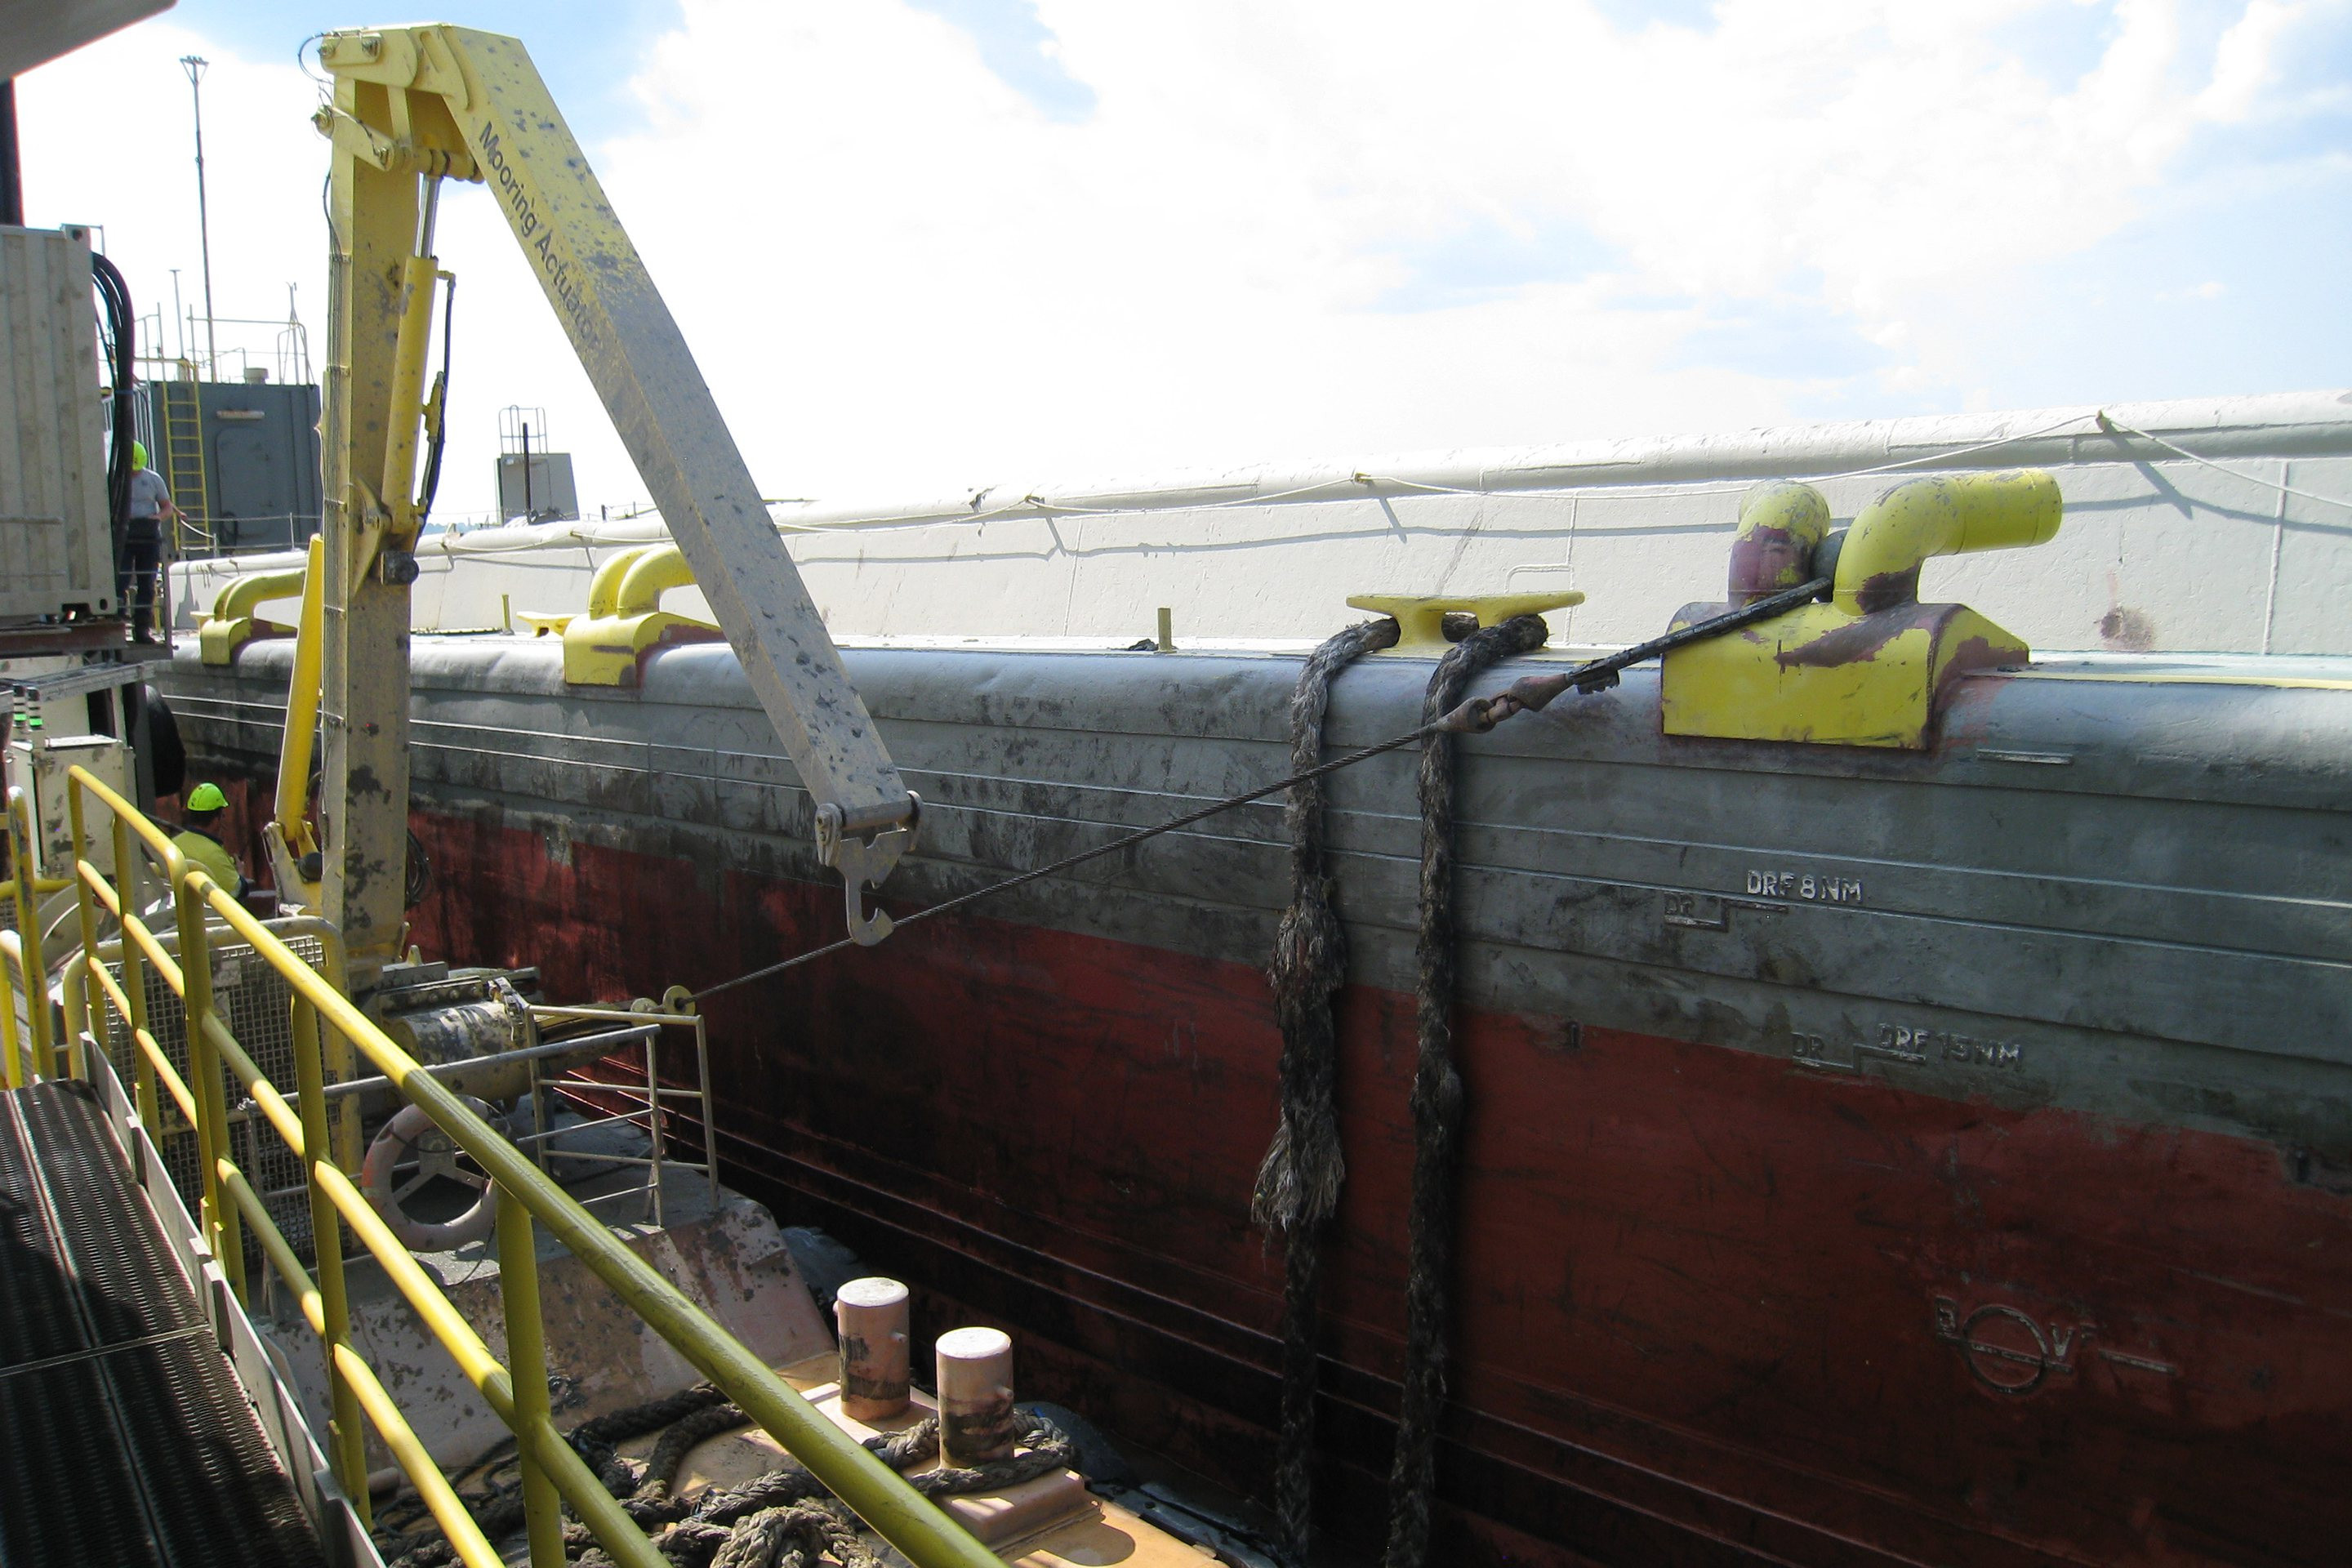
<box><xmin>1428</xmin><ymin>572</ymin><xmax>1833</xmax><ymax>738</ymax></box>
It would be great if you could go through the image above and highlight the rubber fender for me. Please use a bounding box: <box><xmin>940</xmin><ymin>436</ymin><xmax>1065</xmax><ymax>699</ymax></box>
<box><xmin>782</xmin><ymin>1225</ymin><xmax>864</xmax><ymax>1313</ymax></box>
<box><xmin>1022</xmin><ymin>1401</ymin><xmax>1138</xmax><ymax>1490</ymax></box>
<box><xmin>142</xmin><ymin>686</ymin><xmax>185</xmax><ymax>800</ymax></box>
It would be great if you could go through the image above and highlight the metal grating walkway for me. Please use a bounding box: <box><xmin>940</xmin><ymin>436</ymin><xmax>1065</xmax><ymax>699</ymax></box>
<box><xmin>0</xmin><ymin>1079</ymin><xmax>327</xmax><ymax>1568</ymax></box>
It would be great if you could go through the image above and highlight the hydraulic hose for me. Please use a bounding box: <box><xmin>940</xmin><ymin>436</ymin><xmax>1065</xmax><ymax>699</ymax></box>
<box><xmin>91</xmin><ymin>253</ymin><xmax>137</xmax><ymax>545</ymax></box>
<box><xmin>416</xmin><ymin>275</ymin><xmax>456</xmax><ymax>528</ymax></box>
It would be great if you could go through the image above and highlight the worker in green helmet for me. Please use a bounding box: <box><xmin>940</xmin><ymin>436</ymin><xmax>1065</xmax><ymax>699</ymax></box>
<box><xmin>172</xmin><ymin>782</ymin><xmax>249</xmax><ymax>897</ymax></box>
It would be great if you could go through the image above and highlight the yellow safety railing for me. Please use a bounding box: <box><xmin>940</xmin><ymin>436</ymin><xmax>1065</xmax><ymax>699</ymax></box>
<box><xmin>4</xmin><ymin>791</ymin><xmax>63</xmax><ymax>1087</ymax></box>
<box><xmin>0</xmin><ymin>769</ymin><xmax>1000</xmax><ymax>1568</ymax></box>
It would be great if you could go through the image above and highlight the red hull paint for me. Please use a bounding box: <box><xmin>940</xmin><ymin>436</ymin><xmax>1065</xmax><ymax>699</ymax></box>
<box><xmin>396</xmin><ymin>806</ymin><xmax>2352</xmax><ymax>1566</ymax></box>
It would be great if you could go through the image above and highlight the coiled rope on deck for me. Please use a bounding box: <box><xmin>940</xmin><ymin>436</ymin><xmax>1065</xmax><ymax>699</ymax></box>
<box><xmin>1252</xmin><ymin>615</ymin><xmax>1400</xmax><ymax>1566</ymax></box>
<box><xmin>379</xmin><ymin>1391</ymin><xmax>1074</xmax><ymax>1568</ymax></box>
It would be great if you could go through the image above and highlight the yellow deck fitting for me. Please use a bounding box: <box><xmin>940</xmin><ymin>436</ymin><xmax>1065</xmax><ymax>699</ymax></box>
<box><xmin>1661</xmin><ymin>470</ymin><xmax>2062</xmax><ymax>748</ymax></box>
<box><xmin>197</xmin><ymin>564</ymin><xmax>311</xmax><ymax>666</ymax></box>
<box><xmin>560</xmin><ymin>543</ymin><xmax>724</xmax><ymax>685</ymax></box>
<box><xmin>1345</xmin><ymin>590</ymin><xmax>1584</xmax><ymax>652</ymax></box>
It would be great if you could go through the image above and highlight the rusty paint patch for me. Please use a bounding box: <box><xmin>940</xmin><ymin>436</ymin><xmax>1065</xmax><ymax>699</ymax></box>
<box><xmin>1771</xmin><ymin>603</ymin><xmax>1940</xmax><ymax>670</ymax></box>
<box><xmin>1726</xmin><ymin>523</ymin><xmax>1815</xmax><ymax>603</ymax></box>
<box><xmin>2100</xmin><ymin>606</ymin><xmax>2158</xmax><ymax>653</ymax></box>
<box><xmin>1850</xmin><ymin>564</ymin><xmax>1924</xmax><ymax>616</ymax></box>
<box><xmin>1931</xmin><ymin>632</ymin><xmax>2022</xmax><ymax>710</ymax></box>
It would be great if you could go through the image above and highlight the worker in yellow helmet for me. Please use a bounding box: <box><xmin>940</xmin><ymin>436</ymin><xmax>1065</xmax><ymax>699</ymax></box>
<box><xmin>172</xmin><ymin>782</ymin><xmax>249</xmax><ymax>898</ymax></box>
<box><xmin>122</xmin><ymin>439</ymin><xmax>182</xmax><ymax>645</ymax></box>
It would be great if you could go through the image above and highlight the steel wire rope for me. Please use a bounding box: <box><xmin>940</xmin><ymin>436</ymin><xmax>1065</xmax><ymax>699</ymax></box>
<box><xmin>424</xmin><ymin>407</ymin><xmax>2332</xmax><ymax>566</ymax></box>
<box><xmin>2091</xmin><ymin>411</ymin><xmax>2352</xmax><ymax>517</ymax></box>
<box><xmin>1358</xmin><ymin>408</ymin><xmax>2108</xmax><ymax>502</ymax></box>
<box><xmin>795</xmin><ymin>408</ymin><xmax>2345</xmax><ymax>528</ymax></box>
<box><xmin>773</xmin><ymin>410</ymin><xmax>2109</xmax><ymax>532</ymax></box>
<box><xmin>791</xmin><ymin>412</ymin><xmax>2108</xmax><ymax>535</ymax></box>
<box><xmin>688</xmin><ymin>724</ymin><xmax>1434</xmax><ymax>1002</ymax></box>
<box><xmin>686</xmin><ymin>576</ymin><xmax>1829</xmax><ymax>1004</ymax></box>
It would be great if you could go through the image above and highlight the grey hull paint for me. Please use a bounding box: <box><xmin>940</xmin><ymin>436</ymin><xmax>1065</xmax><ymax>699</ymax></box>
<box><xmin>162</xmin><ymin>634</ymin><xmax>2352</xmax><ymax>1160</ymax></box>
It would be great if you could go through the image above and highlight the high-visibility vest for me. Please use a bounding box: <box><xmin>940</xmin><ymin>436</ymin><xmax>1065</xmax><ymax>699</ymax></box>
<box><xmin>171</xmin><ymin>827</ymin><xmax>243</xmax><ymax>895</ymax></box>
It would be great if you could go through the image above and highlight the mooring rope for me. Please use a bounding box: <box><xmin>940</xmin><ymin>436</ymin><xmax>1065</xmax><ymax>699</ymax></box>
<box><xmin>1251</xmin><ymin>614</ymin><xmax>1400</xmax><ymax>1566</ymax></box>
<box><xmin>571</xmin><ymin>1381</ymin><xmax>740</xmax><ymax>1494</ymax></box>
<box><xmin>577</xmin><ymin>579</ymin><xmax>1830</xmax><ymax>1563</ymax></box>
<box><xmin>1385</xmin><ymin>613</ymin><xmax>1552</xmax><ymax>1568</ymax></box>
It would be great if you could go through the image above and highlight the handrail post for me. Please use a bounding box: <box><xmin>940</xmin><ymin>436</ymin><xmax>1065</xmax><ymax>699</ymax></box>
<box><xmin>7</xmin><ymin>791</ymin><xmax>54</xmax><ymax>1080</ymax></box>
<box><xmin>176</xmin><ymin>866</ymin><xmax>244</xmax><ymax>1299</ymax></box>
<box><xmin>57</xmin><ymin>964</ymin><xmax>89</xmax><ymax>1082</ymax></box>
<box><xmin>693</xmin><ymin>1010</ymin><xmax>719</xmax><ymax>1206</ymax></box>
<box><xmin>300</xmin><ymin>919</ymin><xmax>362</xmax><ymax>1175</ymax></box>
<box><xmin>294</xmin><ymin>995</ymin><xmax>369</xmax><ymax>1525</ymax></box>
<box><xmin>113</xmin><ymin>813</ymin><xmax>161</xmax><ymax>1131</ymax></box>
<box><xmin>66</xmin><ymin>782</ymin><xmax>105</xmax><ymax>1059</ymax></box>
<box><xmin>496</xmin><ymin>1185</ymin><xmax>566</xmax><ymax>1567</ymax></box>
<box><xmin>0</xmin><ymin>932</ymin><xmax>23</xmax><ymax>1089</ymax></box>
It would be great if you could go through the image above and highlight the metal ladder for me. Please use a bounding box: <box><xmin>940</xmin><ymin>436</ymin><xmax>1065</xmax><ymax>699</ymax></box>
<box><xmin>157</xmin><ymin>381</ymin><xmax>209</xmax><ymax>555</ymax></box>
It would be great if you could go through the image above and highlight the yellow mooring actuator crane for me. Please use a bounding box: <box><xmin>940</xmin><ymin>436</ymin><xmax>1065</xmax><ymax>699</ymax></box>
<box><xmin>302</xmin><ymin>24</ymin><xmax>916</xmax><ymax>989</ymax></box>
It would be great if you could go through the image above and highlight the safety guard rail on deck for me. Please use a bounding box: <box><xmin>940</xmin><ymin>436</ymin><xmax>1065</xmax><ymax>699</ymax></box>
<box><xmin>0</xmin><ymin>769</ymin><xmax>1000</xmax><ymax>1568</ymax></box>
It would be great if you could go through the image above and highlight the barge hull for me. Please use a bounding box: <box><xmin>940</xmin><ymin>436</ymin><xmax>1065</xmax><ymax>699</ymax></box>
<box><xmin>167</xmin><ymin>637</ymin><xmax>2352</xmax><ymax>1567</ymax></box>
<box><xmin>394</xmin><ymin>813</ymin><xmax>2352</xmax><ymax>1568</ymax></box>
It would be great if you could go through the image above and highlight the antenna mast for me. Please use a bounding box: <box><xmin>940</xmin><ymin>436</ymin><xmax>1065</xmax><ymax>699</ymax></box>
<box><xmin>180</xmin><ymin>56</ymin><xmax>217</xmax><ymax>376</ymax></box>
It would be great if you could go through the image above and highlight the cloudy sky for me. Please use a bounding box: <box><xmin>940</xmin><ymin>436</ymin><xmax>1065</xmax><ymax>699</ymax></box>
<box><xmin>20</xmin><ymin>0</ymin><xmax>2350</xmax><ymax>524</ymax></box>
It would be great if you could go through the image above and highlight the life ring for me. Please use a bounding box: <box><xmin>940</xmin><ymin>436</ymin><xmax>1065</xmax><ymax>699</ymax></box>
<box><xmin>360</xmin><ymin>1099</ymin><xmax>499</xmax><ymax>1252</ymax></box>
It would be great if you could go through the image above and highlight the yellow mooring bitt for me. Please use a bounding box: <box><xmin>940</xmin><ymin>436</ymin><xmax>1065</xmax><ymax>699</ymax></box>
<box><xmin>560</xmin><ymin>542</ymin><xmax>722</xmax><ymax>686</ymax></box>
<box><xmin>197</xmin><ymin>560</ymin><xmax>312</xmax><ymax>665</ymax></box>
<box><xmin>1660</xmin><ymin>470</ymin><xmax>2062</xmax><ymax>748</ymax></box>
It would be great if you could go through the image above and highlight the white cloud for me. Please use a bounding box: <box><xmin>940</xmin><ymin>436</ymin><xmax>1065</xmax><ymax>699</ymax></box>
<box><xmin>20</xmin><ymin>24</ymin><xmax>328</xmax><ymax>376</ymax></box>
<box><xmin>16</xmin><ymin>1</ymin><xmax>2338</xmax><ymax>525</ymax></box>
<box><xmin>2196</xmin><ymin>0</ymin><xmax>2305</xmax><ymax>119</ymax></box>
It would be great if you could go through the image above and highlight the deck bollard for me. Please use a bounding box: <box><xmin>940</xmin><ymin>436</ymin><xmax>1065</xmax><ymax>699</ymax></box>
<box><xmin>835</xmin><ymin>1276</ymin><xmax>911</xmax><ymax>1421</ymax></box>
<box><xmin>935</xmin><ymin>1326</ymin><xmax>1015</xmax><ymax>1465</ymax></box>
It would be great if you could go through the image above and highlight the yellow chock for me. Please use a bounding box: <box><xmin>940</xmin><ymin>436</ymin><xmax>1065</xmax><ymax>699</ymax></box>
<box><xmin>1345</xmin><ymin>590</ymin><xmax>1584</xmax><ymax>652</ymax></box>
<box><xmin>1661</xmin><ymin>470</ymin><xmax>2062</xmax><ymax>748</ymax></box>
<box><xmin>559</xmin><ymin>544</ymin><xmax>723</xmax><ymax>686</ymax></box>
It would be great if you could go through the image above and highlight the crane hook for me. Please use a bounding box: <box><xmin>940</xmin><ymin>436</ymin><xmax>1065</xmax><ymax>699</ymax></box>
<box><xmin>813</xmin><ymin>795</ymin><xmax>920</xmax><ymax>947</ymax></box>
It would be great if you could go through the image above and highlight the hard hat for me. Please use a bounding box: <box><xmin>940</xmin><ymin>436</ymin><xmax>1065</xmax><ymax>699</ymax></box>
<box><xmin>131</xmin><ymin>440</ymin><xmax>149</xmax><ymax>470</ymax></box>
<box><xmin>186</xmin><ymin>782</ymin><xmax>228</xmax><ymax>812</ymax></box>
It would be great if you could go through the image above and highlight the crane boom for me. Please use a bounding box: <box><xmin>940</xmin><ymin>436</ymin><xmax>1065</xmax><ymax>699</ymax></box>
<box><xmin>314</xmin><ymin>25</ymin><xmax>914</xmax><ymax>982</ymax></box>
